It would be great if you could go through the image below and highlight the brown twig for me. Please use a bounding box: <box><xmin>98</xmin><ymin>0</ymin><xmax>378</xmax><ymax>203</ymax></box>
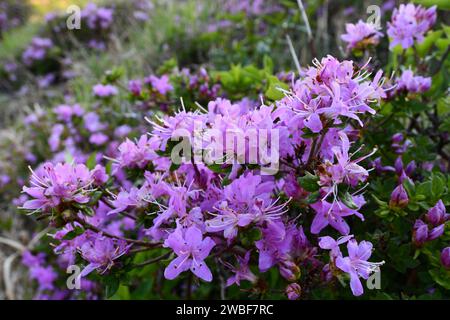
<box><xmin>132</xmin><ymin>252</ymin><xmax>171</xmax><ymax>268</ymax></box>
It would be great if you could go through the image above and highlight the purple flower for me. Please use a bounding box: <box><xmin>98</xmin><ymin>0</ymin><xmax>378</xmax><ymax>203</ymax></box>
<box><xmin>341</xmin><ymin>20</ymin><xmax>383</xmax><ymax>51</ymax></box>
<box><xmin>372</xmin><ymin>157</ymin><xmax>395</xmax><ymax>173</ymax></box>
<box><xmin>396</xmin><ymin>69</ymin><xmax>431</xmax><ymax>93</ymax></box>
<box><xmin>93</xmin><ymin>84</ymin><xmax>118</xmax><ymax>97</ymax></box>
<box><xmin>89</xmin><ymin>132</ymin><xmax>109</xmax><ymax>145</ymax></box>
<box><xmin>335</xmin><ymin>239</ymin><xmax>384</xmax><ymax>296</ymax></box>
<box><xmin>164</xmin><ymin>225</ymin><xmax>215</xmax><ymax>281</ymax></box>
<box><xmin>285</xmin><ymin>283</ymin><xmax>302</xmax><ymax>300</ymax></box>
<box><xmin>79</xmin><ymin>235</ymin><xmax>130</xmax><ymax>276</ymax></box>
<box><xmin>22</xmin><ymin>162</ymin><xmax>93</xmax><ymax>212</ymax></box>
<box><xmin>255</xmin><ymin>221</ymin><xmax>301</xmax><ymax>280</ymax></box>
<box><xmin>88</xmin><ymin>39</ymin><xmax>106</xmax><ymax>51</ymax></box>
<box><xmin>425</xmin><ymin>200</ymin><xmax>449</xmax><ymax>226</ymax></box>
<box><xmin>310</xmin><ymin>197</ymin><xmax>365</xmax><ymax>235</ymax></box>
<box><xmin>413</xmin><ymin>219</ymin><xmax>445</xmax><ymax>245</ymax></box>
<box><xmin>128</xmin><ymin>79</ymin><xmax>142</xmax><ymax>96</ymax></box>
<box><xmin>223</xmin><ymin>252</ymin><xmax>257</xmax><ymax>287</ymax></box>
<box><xmin>30</xmin><ymin>265</ymin><xmax>58</xmax><ymax>291</ymax></box>
<box><xmin>83</xmin><ymin>112</ymin><xmax>106</xmax><ymax>132</ymax></box>
<box><xmin>205</xmin><ymin>173</ymin><xmax>285</xmax><ymax>239</ymax></box>
<box><xmin>48</xmin><ymin>124</ymin><xmax>65</xmax><ymax>152</ymax></box>
<box><xmin>91</xmin><ymin>165</ymin><xmax>109</xmax><ymax>186</ymax></box>
<box><xmin>413</xmin><ymin>200</ymin><xmax>448</xmax><ymax>245</ymax></box>
<box><xmin>319</xmin><ymin>235</ymin><xmax>353</xmax><ymax>258</ymax></box>
<box><xmin>146</xmin><ymin>74</ymin><xmax>173</xmax><ymax>95</ymax></box>
<box><xmin>82</xmin><ymin>3</ymin><xmax>114</xmax><ymax>30</ymax></box>
<box><xmin>387</xmin><ymin>4</ymin><xmax>437</xmax><ymax>49</ymax></box>
<box><xmin>54</xmin><ymin>104</ymin><xmax>84</xmax><ymax>122</ymax></box>
<box><xmin>205</xmin><ymin>205</ymin><xmax>254</xmax><ymax>239</ymax></box>
<box><xmin>22</xmin><ymin>37</ymin><xmax>53</xmax><ymax>66</ymax></box>
<box><xmin>391</xmin><ymin>133</ymin><xmax>413</xmax><ymax>154</ymax></box>
<box><xmin>114</xmin><ymin>125</ymin><xmax>132</xmax><ymax>138</ymax></box>
<box><xmin>22</xmin><ymin>251</ymin><xmax>45</xmax><ymax>268</ymax></box>
<box><xmin>389</xmin><ymin>184</ymin><xmax>409</xmax><ymax>208</ymax></box>
<box><xmin>107</xmin><ymin>184</ymin><xmax>151</xmax><ymax>215</ymax></box>
<box><xmin>116</xmin><ymin>134</ymin><xmax>158</xmax><ymax>169</ymax></box>
<box><xmin>441</xmin><ymin>247</ymin><xmax>450</xmax><ymax>269</ymax></box>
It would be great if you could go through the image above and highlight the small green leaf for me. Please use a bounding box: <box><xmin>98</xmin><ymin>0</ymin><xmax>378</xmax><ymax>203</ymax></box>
<box><xmin>62</xmin><ymin>226</ymin><xmax>85</xmax><ymax>240</ymax></box>
<box><xmin>341</xmin><ymin>192</ymin><xmax>359</xmax><ymax>210</ymax></box>
<box><xmin>104</xmin><ymin>276</ymin><xmax>120</xmax><ymax>298</ymax></box>
<box><xmin>306</xmin><ymin>191</ymin><xmax>321</xmax><ymax>204</ymax></box>
<box><xmin>86</xmin><ymin>153</ymin><xmax>97</xmax><ymax>170</ymax></box>
<box><xmin>298</xmin><ymin>172</ymin><xmax>319</xmax><ymax>192</ymax></box>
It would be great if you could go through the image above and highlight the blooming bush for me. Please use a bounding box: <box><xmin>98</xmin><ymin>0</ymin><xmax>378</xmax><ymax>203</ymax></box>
<box><xmin>0</xmin><ymin>1</ymin><xmax>448</xmax><ymax>300</ymax></box>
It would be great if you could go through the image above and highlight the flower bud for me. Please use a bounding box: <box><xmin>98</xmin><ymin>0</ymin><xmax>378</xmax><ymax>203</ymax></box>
<box><xmin>441</xmin><ymin>247</ymin><xmax>450</xmax><ymax>269</ymax></box>
<box><xmin>428</xmin><ymin>225</ymin><xmax>444</xmax><ymax>241</ymax></box>
<box><xmin>405</xmin><ymin>161</ymin><xmax>416</xmax><ymax>176</ymax></box>
<box><xmin>389</xmin><ymin>184</ymin><xmax>409</xmax><ymax>208</ymax></box>
<box><xmin>394</xmin><ymin>157</ymin><xmax>404</xmax><ymax>175</ymax></box>
<box><xmin>426</xmin><ymin>200</ymin><xmax>448</xmax><ymax>226</ymax></box>
<box><xmin>279</xmin><ymin>260</ymin><xmax>301</xmax><ymax>282</ymax></box>
<box><xmin>285</xmin><ymin>283</ymin><xmax>302</xmax><ymax>300</ymax></box>
<box><xmin>413</xmin><ymin>220</ymin><xmax>428</xmax><ymax>245</ymax></box>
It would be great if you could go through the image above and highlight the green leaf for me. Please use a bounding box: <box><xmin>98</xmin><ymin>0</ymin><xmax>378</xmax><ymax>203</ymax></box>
<box><xmin>263</xmin><ymin>55</ymin><xmax>274</xmax><ymax>74</ymax></box>
<box><xmin>429</xmin><ymin>269</ymin><xmax>450</xmax><ymax>290</ymax></box>
<box><xmin>402</xmin><ymin>178</ymin><xmax>415</xmax><ymax>197</ymax></box>
<box><xmin>298</xmin><ymin>172</ymin><xmax>319</xmax><ymax>192</ymax></box>
<box><xmin>265</xmin><ymin>75</ymin><xmax>288</xmax><ymax>101</ymax></box>
<box><xmin>208</xmin><ymin>163</ymin><xmax>224</xmax><ymax>173</ymax></box>
<box><xmin>412</xmin><ymin>0</ymin><xmax>450</xmax><ymax>10</ymax></box>
<box><xmin>341</xmin><ymin>191</ymin><xmax>359</xmax><ymax>210</ymax></box>
<box><xmin>110</xmin><ymin>285</ymin><xmax>131</xmax><ymax>300</ymax></box>
<box><xmin>169</xmin><ymin>162</ymin><xmax>181</xmax><ymax>172</ymax></box>
<box><xmin>306</xmin><ymin>191</ymin><xmax>321</xmax><ymax>204</ymax></box>
<box><xmin>62</xmin><ymin>226</ymin><xmax>85</xmax><ymax>240</ymax></box>
<box><xmin>88</xmin><ymin>191</ymin><xmax>103</xmax><ymax>206</ymax></box>
<box><xmin>105</xmin><ymin>66</ymin><xmax>124</xmax><ymax>83</ymax></box>
<box><xmin>415</xmin><ymin>30</ymin><xmax>444</xmax><ymax>57</ymax></box>
<box><xmin>104</xmin><ymin>275</ymin><xmax>120</xmax><ymax>298</ymax></box>
<box><xmin>431</xmin><ymin>174</ymin><xmax>445</xmax><ymax>198</ymax></box>
<box><xmin>86</xmin><ymin>152</ymin><xmax>97</xmax><ymax>170</ymax></box>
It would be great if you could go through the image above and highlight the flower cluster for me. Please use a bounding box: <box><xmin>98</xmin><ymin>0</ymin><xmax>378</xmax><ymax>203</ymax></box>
<box><xmin>387</xmin><ymin>4</ymin><xmax>437</xmax><ymax>49</ymax></box>
<box><xmin>413</xmin><ymin>200</ymin><xmax>449</xmax><ymax>246</ymax></box>
<box><xmin>4</xmin><ymin>1</ymin><xmax>448</xmax><ymax>301</ymax></box>
<box><xmin>22</xmin><ymin>37</ymin><xmax>54</xmax><ymax>66</ymax></box>
<box><xmin>319</xmin><ymin>236</ymin><xmax>384</xmax><ymax>296</ymax></box>
<box><xmin>20</xmin><ymin>54</ymin><xmax>387</xmax><ymax>299</ymax></box>
<box><xmin>396</xmin><ymin>69</ymin><xmax>431</xmax><ymax>94</ymax></box>
<box><xmin>22</xmin><ymin>162</ymin><xmax>96</xmax><ymax>213</ymax></box>
<box><xmin>341</xmin><ymin>20</ymin><xmax>383</xmax><ymax>51</ymax></box>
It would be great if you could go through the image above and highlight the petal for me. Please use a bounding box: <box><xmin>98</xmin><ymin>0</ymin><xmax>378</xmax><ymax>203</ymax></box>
<box><xmin>304</xmin><ymin>113</ymin><xmax>323</xmax><ymax>133</ymax></box>
<box><xmin>336</xmin><ymin>256</ymin><xmax>352</xmax><ymax>274</ymax></box>
<box><xmin>329</xmin><ymin>216</ymin><xmax>350</xmax><ymax>235</ymax></box>
<box><xmin>347</xmin><ymin>239</ymin><xmax>359</xmax><ymax>259</ymax></box>
<box><xmin>23</xmin><ymin>187</ymin><xmax>44</xmax><ymax>198</ymax></box>
<box><xmin>164</xmin><ymin>255</ymin><xmax>191</xmax><ymax>280</ymax></box>
<box><xmin>311</xmin><ymin>212</ymin><xmax>329</xmax><ymax>234</ymax></box>
<box><xmin>318</xmin><ymin>236</ymin><xmax>337</xmax><ymax>250</ymax></box>
<box><xmin>357</xmin><ymin>241</ymin><xmax>373</xmax><ymax>260</ymax></box>
<box><xmin>223</xmin><ymin>226</ymin><xmax>238</xmax><ymax>239</ymax></box>
<box><xmin>22</xmin><ymin>199</ymin><xmax>46</xmax><ymax>210</ymax></box>
<box><xmin>80</xmin><ymin>263</ymin><xmax>99</xmax><ymax>277</ymax></box>
<box><xmin>349</xmin><ymin>271</ymin><xmax>364</xmax><ymax>296</ymax></box>
<box><xmin>191</xmin><ymin>260</ymin><xmax>213</xmax><ymax>282</ymax></box>
<box><xmin>428</xmin><ymin>225</ymin><xmax>444</xmax><ymax>241</ymax></box>
<box><xmin>196</xmin><ymin>237</ymin><xmax>216</xmax><ymax>260</ymax></box>
<box><xmin>237</xmin><ymin>214</ymin><xmax>254</xmax><ymax>227</ymax></box>
<box><xmin>185</xmin><ymin>226</ymin><xmax>203</xmax><ymax>247</ymax></box>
